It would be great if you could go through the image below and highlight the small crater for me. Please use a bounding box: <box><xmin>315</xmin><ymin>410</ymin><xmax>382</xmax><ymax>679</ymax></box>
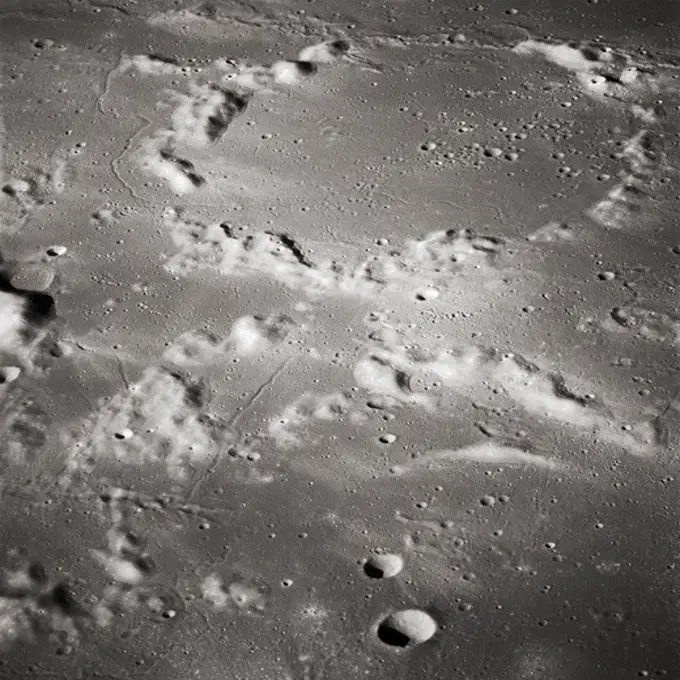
<box><xmin>376</xmin><ymin>609</ymin><xmax>438</xmax><ymax>647</ymax></box>
<box><xmin>364</xmin><ymin>553</ymin><xmax>404</xmax><ymax>579</ymax></box>
<box><xmin>10</xmin><ymin>263</ymin><xmax>55</xmax><ymax>292</ymax></box>
<box><xmin>144</xmin><ymin>587</ymin><xmax>184</xmax><ymax>623</ymax></box>
<box><xmin>414</xmin><ymin>286</ymin><xmax>440</xmax><ymax>302</ymax></box>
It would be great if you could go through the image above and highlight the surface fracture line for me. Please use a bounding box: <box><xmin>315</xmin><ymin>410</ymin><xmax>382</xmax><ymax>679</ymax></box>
<box><xmin>186</xmin><ymin>355</ymin><xmax>295</xmax><ymax>503</ymax></box>
<box><xmin>110</xmin><ymin>114</ymin><xmax>154</xmax><ymax>200</ymax></box>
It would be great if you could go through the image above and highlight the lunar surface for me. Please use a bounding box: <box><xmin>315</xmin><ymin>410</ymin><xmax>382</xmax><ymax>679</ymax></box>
<box><xmin>0</xmin><ymin>0</ymin><xmax>679</xmax><ymax>678</ymax></box>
